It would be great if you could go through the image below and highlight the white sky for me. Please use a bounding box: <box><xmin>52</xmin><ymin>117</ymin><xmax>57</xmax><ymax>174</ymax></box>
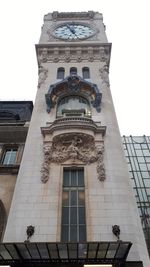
<box><xmin>0</xmin><ymin>0</ymin><xmax>150</xmax><ymax>135</ymax></box>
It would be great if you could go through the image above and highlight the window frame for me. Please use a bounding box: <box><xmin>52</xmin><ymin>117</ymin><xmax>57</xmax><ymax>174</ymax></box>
<box><xmin>1</xmin><ymin>146</ymin><xmax>18</xmax><ymax>166</ymax></box>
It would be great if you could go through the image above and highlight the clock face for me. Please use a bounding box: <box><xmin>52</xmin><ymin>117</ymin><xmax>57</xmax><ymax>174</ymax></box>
<box><xmin>54</xmin><ymin>24</ymin><xmax>94</xmax><ymax>40</ymax></box>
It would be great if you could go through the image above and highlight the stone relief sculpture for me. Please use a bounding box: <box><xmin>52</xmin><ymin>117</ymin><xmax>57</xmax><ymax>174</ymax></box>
<box><xmin>99</xmin><ymin>47</ymin><xmax>109</xmax><ymax>62</ymax></box>
<box><xmin>41</xmin><ymin>133</ymin><xmax>105</xmax><ymax>183</ymax></box>
<box><xmin>37</xmin><ymin>48</ymin><xmax>48</xmax><ymax>64</ymax></box>
<box><xmin>38</xmin><ymin>66</ymin><xmax>48</xmax><ymax>88</ymax></box>
<box><xmin>99</xmin><ymin>64</ymin><xmax>110</xmax><ymax>87</ymax></box>
<box><xmin>41</xmin><ymin>144</ymin><xmax>52</xmax><ymax>183</ymax></box>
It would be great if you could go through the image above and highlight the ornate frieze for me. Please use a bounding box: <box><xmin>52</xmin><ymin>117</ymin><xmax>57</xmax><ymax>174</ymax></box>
<box><xmin>36</xmin><ymin>44</ymin><xmax>111</xmax><ymax>64</ymax></box>
<box><xmin>38</xmin><ymin>65</ymin><xmax>48</xmax><ymax>88</ymax></box>
<box><xmin>41</xmin><ymin>133</ymin><xmax>105</xmax><ymax>183</ymax></box>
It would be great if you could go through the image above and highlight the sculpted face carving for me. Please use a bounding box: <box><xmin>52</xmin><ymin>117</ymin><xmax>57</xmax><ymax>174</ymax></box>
<box><xmin>41</xmin><ymin>133</ymin><xmax>105</xmax><ymax>183</ymax></box>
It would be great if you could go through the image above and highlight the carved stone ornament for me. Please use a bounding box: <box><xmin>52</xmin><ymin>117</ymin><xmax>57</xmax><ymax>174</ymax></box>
<box><xmin>41</xmin><ymin>133</ymin><xmax>105</xmax><ymax>183</ymax></box>
<box><xmin>37</xmin><ymin>48</ymin><xmax>48</xmax><ymax>64</ymax></box>
<box><xmin>99</xmin><ymin>64</ymin><xmax>110</xmax><ymax>87</ymax></box>
<box><xmin>36</xmin><ymin>45</ymin><xmax>111</xmax><ymax>64</ymax></box>
<box><xmin>38</xmin><ymin>65</ymin><xmax>48</xmax><ymax>88</ymax></box>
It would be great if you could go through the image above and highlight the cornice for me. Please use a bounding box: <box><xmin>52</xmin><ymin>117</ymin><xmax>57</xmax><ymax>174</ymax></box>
<box><xmin>44</xmin><ymin>11</ymin><xmax>103</xmax><ymax>21</ymax></box>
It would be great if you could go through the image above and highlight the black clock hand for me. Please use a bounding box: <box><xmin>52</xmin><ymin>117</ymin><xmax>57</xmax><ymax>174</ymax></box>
<box><xmin>66</xmin><ymin>24</ymin><xmax>76</xmax><ymax>34</ymax></box>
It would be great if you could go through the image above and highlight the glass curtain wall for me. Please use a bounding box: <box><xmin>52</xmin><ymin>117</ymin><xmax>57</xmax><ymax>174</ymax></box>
<box><xmin>122</xmin><ymin>135</ymin><xmax>150</xmax><ymax>255</ymax></box>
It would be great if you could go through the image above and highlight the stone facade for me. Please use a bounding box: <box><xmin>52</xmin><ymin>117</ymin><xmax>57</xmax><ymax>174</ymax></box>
<box><xmin>3</xmin><ymin>11</ymin><xmax>150</xmax><ymax>267</ymax></box>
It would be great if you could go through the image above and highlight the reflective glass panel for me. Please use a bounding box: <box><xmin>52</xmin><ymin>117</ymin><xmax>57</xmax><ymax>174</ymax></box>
<box><xmin>62</xmin><ymin>190</ymin><xmax>69</xmax><ymax>206</ymax></box>
<box><xmin>70</xmin><ymin>225</ymin><xmax>77</xmax><ymax>242</ymax></box>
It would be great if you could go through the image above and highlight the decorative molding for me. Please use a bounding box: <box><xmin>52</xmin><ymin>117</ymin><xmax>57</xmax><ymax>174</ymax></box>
<box><xmin>38</xmin><ymin>65</ymin><xmax>48</xmax><ymax>88</ymax></box>
<box><xmin>41</xmin><ymin>133</ymin><xmax>105</xmax><ymax>183</ymax></box>
<box><xmin>36</xmin><ymin>44</ymin><xmax>111</xmax><ymax>64</ymax></box>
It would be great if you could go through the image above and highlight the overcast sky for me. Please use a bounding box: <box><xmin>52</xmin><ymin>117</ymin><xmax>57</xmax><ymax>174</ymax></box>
<box><xmin>0</xmin><ymin>0</ymin><xmax>150</xmax><ymax>135</ymax></box>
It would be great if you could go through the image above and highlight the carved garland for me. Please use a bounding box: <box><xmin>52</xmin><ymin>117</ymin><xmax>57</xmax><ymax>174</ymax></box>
<box><xmin>99</xmin><ymin>63</ymin><xmax>110</xmax><ymax>88</ymax></box>
<box><xmin>38</xmin><ymin>65</ymin><xmax>48</xmax><ymax>88</ymax></box>
<box><xmin>41</xmin><ymin>134</ymin><xmax>105</xmax><ymax>183</ymax></box>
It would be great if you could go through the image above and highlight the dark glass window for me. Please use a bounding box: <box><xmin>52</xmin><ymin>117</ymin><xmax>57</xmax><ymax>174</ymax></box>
<box><xmin>82</xmin><ymin>67</ymin><xmax>90</xmax><ymax>79</ymax></box>
<box><xmin>57</xmin><ymin>96</ymin><xmax>91</xmax><ymax>117</ymax></box>
<box><xmin>61</xmin><ymin>168</ymin><xmax>86</xmax><ymax>242</ymax></box>
<box><xmin>2</xmin><ymin>148</ymin><xmax>17</xmax><ymax>165</ymax></box>
<box><xmin>70</xmin><ymin>67</ymin><xmax>77</xmax><ymax>76</ymax></box>
<box><xmin>57</xmin><ymin>68</ymin><xmax>65</xmax><ymax>79</ymax></box>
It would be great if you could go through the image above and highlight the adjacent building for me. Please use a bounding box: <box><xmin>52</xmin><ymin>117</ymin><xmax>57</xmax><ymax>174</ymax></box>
<box><xmin>123</xmin><ymin>135</ymin><xmax>150</xmax><ymax>256</ymax></box>
<box><xmin>0</xmin><ymin>101</ymin><xmax>33</xmax><ymax>240</ymax></box>
<box><xmin>0</xmin><ymin>11</ymin><xmax>149</xmax><ymax>267</ymax></box>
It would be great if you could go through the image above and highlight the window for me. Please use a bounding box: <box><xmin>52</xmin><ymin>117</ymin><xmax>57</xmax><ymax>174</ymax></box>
<box><xmin>82</xmin><ymin>67</ymin><xmax>90</xmax><ymax>79</ymax></box>
<box><xmin>70</xmin><ymin>67</ymin><xmax>77</xmax><ymax>76</ymax></box>
<box><xmin>2</xmin><ymin>148</ymin><xmax>17</xmax><ymax>165</ymax></box>
<box><xmin>57</xmin><ymin>96</ymin><xmax>91</xmax><ymax>117</ymax></box>
<box><xmin>57</xmin><ymin>68</ymin><xmax>65</xmax><ymax>79</ymax></box>
<box><xmin>61</xmin><ymin>168</ymin><xmax>86</xmax><ymax>242</ymax></box>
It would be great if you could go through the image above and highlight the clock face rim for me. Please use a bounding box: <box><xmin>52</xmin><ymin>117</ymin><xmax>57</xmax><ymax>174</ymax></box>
<box><xmin>53</xmin><ymin>23</ymin><xmax>96</xmax><ymax>41</ymax></box>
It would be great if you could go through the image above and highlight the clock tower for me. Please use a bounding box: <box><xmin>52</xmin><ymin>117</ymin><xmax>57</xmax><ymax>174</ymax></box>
<box><xmin>3</xmin><ymin>11</ymin><xmax>150</xmax><ymax>267</ymax></box>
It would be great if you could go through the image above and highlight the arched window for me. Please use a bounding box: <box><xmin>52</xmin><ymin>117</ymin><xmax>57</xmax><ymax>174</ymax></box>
<box><xmin>70</xmin><ymin>67</ymin><xmax>77</xmax><ymax>76</ymax></box>
<box><xmin>57</xmin><ymin>95</ymin><xmax>91</xmax><ymax>117</ymax></box>
<box><xmin>57</xmin><ymin>68</ymin><xmax>65</xmax><ymax>79</ymax></box>
<box><xmin>82</xmin><ymin>67</ymin><xmax>90</xmax><ymax>79</ymax></box>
